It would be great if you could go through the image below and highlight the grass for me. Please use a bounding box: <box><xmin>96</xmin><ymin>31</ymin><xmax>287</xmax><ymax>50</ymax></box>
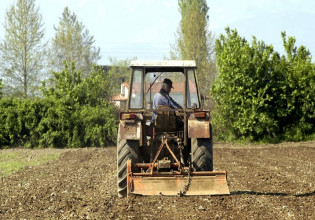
<box><xmin>0</xmin><ymin>149</ymin><xmax>61</xmax><ymax>176</ymax></box>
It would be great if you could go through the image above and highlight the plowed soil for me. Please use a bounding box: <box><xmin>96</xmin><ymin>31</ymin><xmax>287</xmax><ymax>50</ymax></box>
<box><xmin>1</xmin><ymin>141</ymin><xmax>315</xmax><ymax>219</ymax></box>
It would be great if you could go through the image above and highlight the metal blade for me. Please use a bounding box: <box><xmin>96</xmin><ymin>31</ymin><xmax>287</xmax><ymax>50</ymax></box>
<box><xmin>128</xmin><ymin>174</ymin><xmax>230</xmax><ymax>196</ymax></box>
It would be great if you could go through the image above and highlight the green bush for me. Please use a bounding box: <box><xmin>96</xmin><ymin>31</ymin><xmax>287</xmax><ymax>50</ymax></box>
<box><xmin>0</xmin><ymin>62</ymin><xmax>118</xmax><ymax>148</ymax></box>
<box><xmin>0</xmin><ymin>98</ymin><xmax>45</xmax><ymax>147</ymax></box>
<box><xmin>211</xmin><ymin>28</ymin><xmax>315</xmax><ymax>142</ymax></box>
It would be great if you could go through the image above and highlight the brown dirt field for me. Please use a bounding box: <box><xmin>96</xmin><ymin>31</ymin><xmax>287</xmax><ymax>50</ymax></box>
<box><xmin>0</xmin><ymin>141</ymin><xmax>315</xmax><ymax>219</ymax></box>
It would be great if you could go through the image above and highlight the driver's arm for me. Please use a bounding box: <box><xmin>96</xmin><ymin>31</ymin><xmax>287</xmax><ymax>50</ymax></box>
<box><xmin>168</xmin><ymin>96</ymin><xmax>182</xmax><ymax>109</ymax></box>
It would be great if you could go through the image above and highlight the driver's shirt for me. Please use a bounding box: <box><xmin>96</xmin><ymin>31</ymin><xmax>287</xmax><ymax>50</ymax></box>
<box><xmin>151</xmin><ymin>88</ymin><xmax>182</xmax><ymax>123</ymax></box>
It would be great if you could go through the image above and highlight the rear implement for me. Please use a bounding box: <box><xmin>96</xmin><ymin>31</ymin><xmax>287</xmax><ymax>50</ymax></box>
<box><xmin>127</xmin><ymin>160</ymin><xmax>229</xmax><ymax>196</ymax></box>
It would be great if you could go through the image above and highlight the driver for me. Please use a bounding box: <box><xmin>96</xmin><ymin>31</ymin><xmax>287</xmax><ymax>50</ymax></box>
<box><xmin>151</xmin><ymin>78</ymin><xmax>182</xmax><ymax>123</ymax></box>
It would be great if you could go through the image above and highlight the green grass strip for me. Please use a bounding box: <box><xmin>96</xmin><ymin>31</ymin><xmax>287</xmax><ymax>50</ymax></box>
<box><xmin>0</xmin><ymin>150</ymin><xmax>61</xmax><ymax>176</ymax></box>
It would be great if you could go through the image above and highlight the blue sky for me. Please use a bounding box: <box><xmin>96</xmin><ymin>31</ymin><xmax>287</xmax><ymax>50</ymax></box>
<box><xmin>1</xmin><ymin>0</ymin><xmax>315</xmax><ymax>64</ymax></box>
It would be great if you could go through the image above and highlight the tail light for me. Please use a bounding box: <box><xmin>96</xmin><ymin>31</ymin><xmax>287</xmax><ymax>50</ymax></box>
<box><xmin>191</xmin><ymin>111</ymin><xmax>209</xmax><ymax>119</ymax></box>
<box><xmin>120</xmin><ymin>113</ymin><xmax>143</xmax><ymax>120</ymax></box>
<box><xmin>120</xmin><ymin>113</ymin><xmax>136</xmax><ymax>120</ymax></box>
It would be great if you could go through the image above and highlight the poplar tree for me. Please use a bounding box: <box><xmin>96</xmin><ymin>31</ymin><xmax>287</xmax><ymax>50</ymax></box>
<box><xmin>48</xmin><ymin>7</ymin><xmax>100</xmax><ymax>76</ymax></box>
<box><xmin>171</xmin><ymin>0</ymin><xmax>216</xmax><ymax>98</ymax></box>
<box><xmin>0</xmin><ymin>0</ymin><xmax>45</xmax><ymax>98</ymax></box>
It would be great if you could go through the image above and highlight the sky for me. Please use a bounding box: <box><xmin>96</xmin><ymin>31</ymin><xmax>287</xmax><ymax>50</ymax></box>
<box><xmin>1</xmin><ymin>0</ymin><xmax>315</xmax><ymax>64</ymax></box>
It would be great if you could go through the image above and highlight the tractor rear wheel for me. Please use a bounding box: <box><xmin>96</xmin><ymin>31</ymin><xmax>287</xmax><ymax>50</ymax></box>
<box><xmin>117</xmin><ymin>128</ymin><xmax>139</xmax><ymax>197</ymax></box>
<box><xmin>191</xmin><ymin>125</ymin><xmax>213</xmax><ymax>171</ymax></box>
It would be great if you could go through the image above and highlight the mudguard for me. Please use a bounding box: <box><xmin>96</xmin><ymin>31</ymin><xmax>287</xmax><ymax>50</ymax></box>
<box><xmin>119</xmin><ymin>120</ymin><xmax>142</xmax><ymax>140</ymax></box>
<box><xmin>188</xmin><ymin>119</ymin><xmax>210</xmax><ymax>138</ymax></box>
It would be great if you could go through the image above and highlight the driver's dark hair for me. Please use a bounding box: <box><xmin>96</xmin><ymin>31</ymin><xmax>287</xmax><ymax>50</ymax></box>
<box><xmin>161</xmin><ymin>83</ymin><xmax>168</xmax><ymax>88</ymax></box>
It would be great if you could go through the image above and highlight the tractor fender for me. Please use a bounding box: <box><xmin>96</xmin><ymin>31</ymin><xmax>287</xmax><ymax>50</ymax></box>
<box><xmin>119</xmin><ymin>120</ymin><xmax>142</xmax><ymax>140</ymax></box>
<box><xmin>188</xmin><ymin>118</ymin><xmax>210</xmax><ymax>138</ymax></box>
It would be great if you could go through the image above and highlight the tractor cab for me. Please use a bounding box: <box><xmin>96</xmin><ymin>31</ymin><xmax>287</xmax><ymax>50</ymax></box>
<box><xmin>128</xmin><ymin>60</ymin><xmax>200</xmax><ymax>111</ymax></box>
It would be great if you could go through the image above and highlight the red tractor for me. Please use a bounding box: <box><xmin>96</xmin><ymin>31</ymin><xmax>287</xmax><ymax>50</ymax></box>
<box><xmin>117</xmin><ymin>60</ymin><xmax>229</xmax><ymax>197</ymax></box>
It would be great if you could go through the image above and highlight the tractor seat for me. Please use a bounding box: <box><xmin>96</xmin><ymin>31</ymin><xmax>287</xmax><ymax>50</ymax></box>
<box><xmin>154</xmin><ymin>105</ymin><xmax>177</xmax><ymax>133</ymax></box>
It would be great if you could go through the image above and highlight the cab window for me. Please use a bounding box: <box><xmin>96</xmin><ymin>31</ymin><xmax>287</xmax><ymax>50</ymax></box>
<box><xmin>186</xmin><ymin>69</ymin><xmax>200</xmax><ymax>108</ymax></box>
<box><xmin>145</xmin><ymin>72</ymin><xmax>184</xmax><ymax>109</ymax></box>
<box><xmin>129</xmin><ymin>69</ymin><xmax>143</xmax><ymax>109</ymax></box>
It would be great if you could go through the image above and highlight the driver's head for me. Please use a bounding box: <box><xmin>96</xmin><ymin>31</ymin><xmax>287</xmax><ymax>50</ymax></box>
<box><xmin>162</xmin><ymin>78</ymin><xmax>174</xmax><ymax>93</ymax></box>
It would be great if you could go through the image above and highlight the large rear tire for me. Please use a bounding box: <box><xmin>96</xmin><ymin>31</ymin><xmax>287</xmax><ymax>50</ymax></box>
<box><xmin>117</xmin><ymin>128</ymin><xmax>139</xmax><ymax>197</ymax></box>
<box><xmin>191</xmin><ymin>125</ymin><xmax>213</xmax><ymax>171</ymax></box>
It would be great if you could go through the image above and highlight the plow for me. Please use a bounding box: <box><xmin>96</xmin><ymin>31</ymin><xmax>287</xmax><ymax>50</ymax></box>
<box><xmin>117</xmin><ymin>60</ymin><xmax>229</xmax><ymax>197</ymax></box>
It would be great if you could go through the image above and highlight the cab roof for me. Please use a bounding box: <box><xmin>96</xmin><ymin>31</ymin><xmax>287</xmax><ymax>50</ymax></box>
<box><xmin>130</xmin><ymin>60</ymin><xmax>196</xmax><ymax>68</ymax></box>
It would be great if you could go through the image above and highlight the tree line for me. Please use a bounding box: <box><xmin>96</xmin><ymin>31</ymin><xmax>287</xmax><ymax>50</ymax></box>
<box><xmin>171</xmin><ymin>0</ymin><xmax>314</xmax><ymax>142</ymax></box>
<box><xmin>0</xmin><ymin>0</ymin><xmax>100</xmax><ymax>98</ymax></box>
<box><xmin>0</xmin><ymin>0</ymin><xmax>119</xmax><ymax>148</ymax></box>
<box><xmin>0</xmin><ymin>62</ymin><xmax>118</xmax><ymax>148</ymax></box>
<box><xmin>0</xmin><ymin>0</ymin><xmax>313</xmax><ymax>148</ymax></box>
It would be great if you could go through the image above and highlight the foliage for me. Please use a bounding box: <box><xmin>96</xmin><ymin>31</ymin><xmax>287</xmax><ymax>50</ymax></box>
<box><xmin>0</xmin><ymin>0</ymin><xmax>45</xmax><ymax>98</ymax></box>
<box><xmin>211</xmin><ymin>28</ymin><xmax>315</xmax><ymax>142</ymax></box>
<box><xmin>40</xmin><ymin>62</ymin><xmax>117</xmax><ymax>148</ymax></box>
<box><xmin>0</xmin><ymin>62</ymin><xmax>118</xmax><ymax>148</ymax></box>
<box><xmin>171</xmin><ymin>0</ymin><xmax>216</xmax><ymax>100</ymax></box>
<box><xmin>48</xmin><ymin>7</ymin><xmax>100</xmax><ymax>76</ymax></box>
<box><xmin>0</xmin><ymin>98</ymin><xmax>46</xmax><ymax>147</ymax></box>
<box><xmin>0</xmin><ymin>79</ymin><xmax>3</xmax><ymax>98</ymax></box>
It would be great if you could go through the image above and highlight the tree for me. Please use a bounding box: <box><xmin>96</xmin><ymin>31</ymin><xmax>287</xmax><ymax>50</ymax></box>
<box><xmin>171</xmin><ymin>0</ymin><xmax>216</xmax><ymax>99</ymax></box>
<box><xmin>48</xmin><ymin>7</ymin><xmax>100</xmax><ymax>76</ymax></box>
<box><xmin>40</xmin><ymin>62</ymin><xmax>117</xmax><ymax>147</ymax></box>
<box><xmin>211</xmin><ymin>28</ymin><xmax>315</xmax><ymax>142</ymax></box>
<box><xmin>0</xmin><ymin>0</ymin><xmax>45</xmax><ymax>98</ymax></box>
<box><xmin>280</xmin><ymin>32</ymin><xmax>315</xmax><ymax>140</ymax></box>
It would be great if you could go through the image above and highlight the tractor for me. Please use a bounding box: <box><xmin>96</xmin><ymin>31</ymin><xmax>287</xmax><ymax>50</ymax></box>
<box><xmin>117</xmin><ymin>60</ymin><xmax>229</xmax><ymax>197</ymax></box>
